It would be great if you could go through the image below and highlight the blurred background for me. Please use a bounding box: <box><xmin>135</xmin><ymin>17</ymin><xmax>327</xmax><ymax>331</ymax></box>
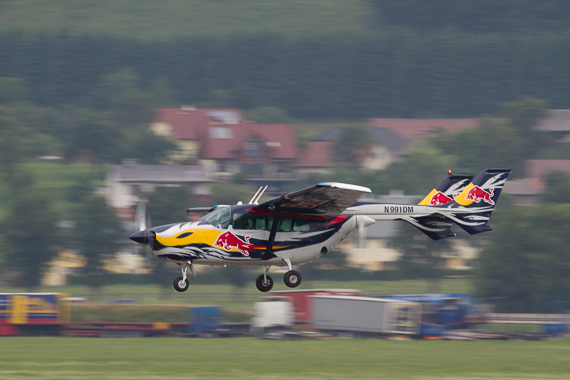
<box><xmin>1</xmin><ymin>0</ymin><xmax>570</xmax><ymax>329</ymax></box>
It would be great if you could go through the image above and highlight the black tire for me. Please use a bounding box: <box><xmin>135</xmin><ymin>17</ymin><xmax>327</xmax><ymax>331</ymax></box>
<box><xmin>173</xmin><ymin>276</ymin><xmax>189</xmax><ymax>292</ymax></box>
<box><xmin>255</xmin><ymin>274</ymin><xmax>274</xmax><ymax>292</ymax></box>
<box><xmin>284</xmin><ymin>270</ymin><xmax>302</xmax><ymax>288</ymax></box>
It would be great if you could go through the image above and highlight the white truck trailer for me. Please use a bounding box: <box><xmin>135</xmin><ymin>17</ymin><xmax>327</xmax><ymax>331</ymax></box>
<box><xmin>310</xmin><ymin>295</ymin><xmax>421</xmax><ymax>336</ymax></box>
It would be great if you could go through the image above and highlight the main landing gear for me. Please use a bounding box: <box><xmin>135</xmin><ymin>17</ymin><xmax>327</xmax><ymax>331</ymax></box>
<box><xmin>173</xmin><ymin>262</ymin><xmax>196</xmax><ymax>292</ymax></box>
<box><xmin>255</xmin><ymin>259</ymin><xmax>303</xmax><ymax>292</ymax></box>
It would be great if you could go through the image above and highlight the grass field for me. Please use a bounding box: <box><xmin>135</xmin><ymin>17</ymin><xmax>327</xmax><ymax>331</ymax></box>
<box><xmin>0</xmin><ymin>337</ymin><xmax>569</xmax><ymax>379</ymax></box>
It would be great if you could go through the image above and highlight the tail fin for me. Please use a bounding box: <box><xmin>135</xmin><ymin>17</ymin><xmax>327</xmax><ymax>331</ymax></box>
<box><xmin>443</xmin><ymin>168</ymin><xmax>511</xmax><ymax>235</ymax></box>
<box><xmin>418</xmin><ymin>171</ymin><xmax>473</xmax><ymax>206</ymax></box>
<box><xmin>403</xmin><ymin>170</ymin><xmax>474</xmax><ymax>240</ymax></box>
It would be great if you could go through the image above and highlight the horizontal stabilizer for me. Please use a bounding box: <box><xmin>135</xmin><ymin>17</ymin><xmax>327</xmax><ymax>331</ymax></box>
<box><xmin>402</xmin><ymin>215</ymin><xmax>456</xmax><ymax>240</ymax></box>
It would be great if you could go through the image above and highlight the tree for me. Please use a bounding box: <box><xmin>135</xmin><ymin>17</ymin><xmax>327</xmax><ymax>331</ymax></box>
<box><xmin>392</xmin><ymin>224</ymin><xmax>452</xmax><ymax>293</ymax></box>
<box><xmin>145</xmin><ymin>186</ymin><xmax>193</xmax><ymax>227</ymax></box>
<box><xmin>245</xmin><ymin>106</ymin><xmax>291</xmax><ymax>124</ymax></box>
<box><xmin>62</xmin><ymin>107</ymin><xmax>119</xmax><ymax>162</ymax></box>
<box><xmin>73</xmin><ymin>195</ymin><xmax>123</xmax><ymax>285</ymax></box>
<box><xmin>500</xmin><ymin>96</ymin><xmax>548</xmax><ymax>135</ymax></box>
<box><xmin>1</xmin><ymin>192</ymin><xmax>58</xmax><ymax>287</ymax></box>
<box><xmin>542</xmin><ymin>170</ymin><xmax>570</xmax><ymax>204</ymax></box>
<box><xmin>430</xmin><ymin>118</ymin><xmax>527</xmax><ymax>177</ymax></box>
<box><xmin>386</xmin><ymin>143</ymin><xmax>457</xmax><ymax>194</ymax></box>
<box><xmin>474</xmin><ymin>205</ymin><xmax>570</xmax><ymax>312</ymax></box>
<box><xmin>333</xmin><ymin>125</ymin><xmax>370</xmax><ymax>166</ymax></box>
<box><xmin>91</xmin><ymin>68</ymin><xmax>153</xmax><ymax>128</ymax></box>
<box><xmin>0</xmin><ymin>77</ymin><xmax>29</xmax><ymax>104</ymax></box>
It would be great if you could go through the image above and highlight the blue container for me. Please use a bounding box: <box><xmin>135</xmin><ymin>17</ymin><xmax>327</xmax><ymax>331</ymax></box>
<box><xmin>542</xmin><ymin>323</ymin><xmax>568</xmax><ymax>335</ymax></box>
<box><xmin>420</xmin><ymin>323</ymin><xmax>448</xmax><ymax>337</ymax></box>
<box><xmin>188</xmin><ymin>306</ymin><xmax>222</xmax><ymax>334</ymax></box>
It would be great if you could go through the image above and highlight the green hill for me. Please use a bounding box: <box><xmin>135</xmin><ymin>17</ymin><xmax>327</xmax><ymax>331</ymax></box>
<box><xmin>0</xmin><ymin>0</ymin><xmax>374</xmax><ymax>41</ymax></box>
<box><xmin>2</xmin><ymin>0</ymin><xmax>570</xmax><ymax>41</ymax></box>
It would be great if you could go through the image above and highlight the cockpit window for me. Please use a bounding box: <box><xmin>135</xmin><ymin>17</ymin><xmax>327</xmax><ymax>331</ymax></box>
<box><xmin>232</xmin><ymin>212</ymin><xmax>266</xmax><ymax>230</ymax></box>
<box><xmin>200</xmin><ymin>207</ymin><xmax>231</xmax><ymax>229</ymax></box>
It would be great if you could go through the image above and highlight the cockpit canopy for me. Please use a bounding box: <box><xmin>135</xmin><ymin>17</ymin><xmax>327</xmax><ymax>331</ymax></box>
<box><xmin>199</xmin><ymin>206</ymin><xmax>313</xmax><ymax>232</ymax></box>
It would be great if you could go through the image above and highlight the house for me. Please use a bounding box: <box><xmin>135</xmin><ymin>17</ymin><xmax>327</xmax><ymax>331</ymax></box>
<box><xmin>150</xmin><ymin>106</ymin><xmax>246</xmax><ymax>162</ymax></box>
<box><xmin>300</xmin><ymin>118</ymin><xmax>479</xmax><ymax>173</ymax></box>
<box><xmin>150</xmin><ymin>106</ymin><xmax>298</xmax><ymax>188</ymax></box>
<box><xmin>525</xmin><ymin>159</ymin><xmax>570</xmax><ymax>180</ymax></box>
<box><xmin>199</xmin><ymin>121</ymin><xmax>297</xmax><ymax>188</ymax></box>
<box><xmin>367</xmin><ymin>118</ymin><xmax>480</xmax><ymax>141</ymax></box>
<box><xmin>295</xmin><ymin>141</ymin><xmax>334</xmax><ymax>176</ymax></box>
<box><xmin>105</xmin><ymin>163</ymin><xmax>211</xmax><ymax>209</ymax></box>
<box><xmin>535</xmin><ymin>110</ymin><xmax>570</xmax><ymax>141</ymax></box>
<box><xmin>503</xmin><ymin>179</ymin><xmax>544</xmax><ymax>207</ymax></box>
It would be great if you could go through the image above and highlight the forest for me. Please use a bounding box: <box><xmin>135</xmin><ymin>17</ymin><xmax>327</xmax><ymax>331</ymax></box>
<box><xmin>1</xmin><ymin>1</ymin><xmax>570</xmax><ymax>119</ymax></box>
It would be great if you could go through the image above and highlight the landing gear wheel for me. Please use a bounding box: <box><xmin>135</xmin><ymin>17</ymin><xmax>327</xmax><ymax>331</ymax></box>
<box><xmin>173</xmin><ymin>276</ymin><xmax>189</xmax><ymax>292</ymax></box>
<box><xmin>255</xmin><ymin>274</ymin><xmax>274</xmax><ymax>292</ymax></box>
<box><xmin>284</xmin><ymin>270</ymin><xmax>302</xmax><ymax>288</ymax></box>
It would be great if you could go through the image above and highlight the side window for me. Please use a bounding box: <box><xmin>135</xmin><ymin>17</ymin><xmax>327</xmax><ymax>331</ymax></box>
<box><xmin>268</xmin><ymin>216</ymin><xmax>309</xmax><ymax>232</ymax></box>
<box><xmin>268</xmin><ymin>216</ymin><xmax>291</xmax><ymax>231</ymax></box>
<box><xmin>233</xmin><ymin>213</ymin><xmax>266</xmax><ymax>230</ymax></box>
<box><xmin>278</xmin><ymin>216</ymin><xmax>293</xmax><ymax>231</ymax></box>
<box><xmin>293</xmin><ymin>217</ymin><xmax>310</xmax><ymax>232</ymax></box>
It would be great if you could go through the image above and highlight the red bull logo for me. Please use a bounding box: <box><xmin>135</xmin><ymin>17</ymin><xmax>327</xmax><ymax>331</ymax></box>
<box><xmin>464</xmin><ymin>186</ymin><xmax>495</xmax><ymax>205</ymax></box>
<box><xmin>213</xmin><ymin>231</ymin><xmax>255</xmax><ymax>256</ymax></box>
<box><xmin>427</xmin><ymin>191</ymin><xmax>453</xmax><ymax>206</ymax></box>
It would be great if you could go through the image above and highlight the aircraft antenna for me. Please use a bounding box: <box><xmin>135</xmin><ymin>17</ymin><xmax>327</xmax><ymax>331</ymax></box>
<box><xmin>249</xmin><ymin>186</ymin><xmax>263</xmax><ymax>204</ymax></box>
<box><xmin>254</xmin><ymin>185</ymin><xmax>268</xmax><ymax>204</ymax></box>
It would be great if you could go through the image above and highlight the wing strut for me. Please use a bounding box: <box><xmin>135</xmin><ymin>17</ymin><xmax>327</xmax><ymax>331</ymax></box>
<box><xmin>261</xmin><ymin>206</ymin><xmax>280</xmax><ymax>260</ymax></box>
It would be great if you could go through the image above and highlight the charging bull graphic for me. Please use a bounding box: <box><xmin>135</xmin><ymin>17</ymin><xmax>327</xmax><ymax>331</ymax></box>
<box><xmin>213</xmin><ymin>231</ymin><xmax>256</xmax><ymax>256</ymax></box>
<box><xmin>428</xmin><ymin>191</ymin><xmax>454</xmax><ymax>206</ymax></box>
<box><xmin>464</xmin><ymin>186</ymin><xmax>495</xmax><ymax>205</ymax></box>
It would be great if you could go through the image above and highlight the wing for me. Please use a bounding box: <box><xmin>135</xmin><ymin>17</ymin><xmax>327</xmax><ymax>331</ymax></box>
<box><xmin>255</xmin><ymin>182</ymin><xmax>371</xmax><ymax>216</ymax></box>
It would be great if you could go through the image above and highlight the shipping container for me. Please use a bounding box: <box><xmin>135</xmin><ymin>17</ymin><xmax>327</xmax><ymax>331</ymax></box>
<box><xmin>188</xmin><ymin>306</ymin><xmax>222</xmax><ymax>334</ymax></box>
<box><xmin>270</xmin><ymin>289</ymin><xmax>360</xmax><ymax>323</ymax></box>
<box><xmin>310</xmin><ymin>295</ymin><xmax>421</xmax><ymax>335</ymax></box>
<box><xmin>0</xmin><ymin>293</ymin><xmax>70</xmax><ymax>336</ymax></box>
<box><xmin>251</xmin><ymin>296</ymin><xmax>294</xmax><ymax>330</ymax></box>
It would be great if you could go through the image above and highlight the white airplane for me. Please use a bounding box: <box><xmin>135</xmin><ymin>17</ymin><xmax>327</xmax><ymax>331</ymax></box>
<box><xmin>130</xmin><ymin>168</ymin><xmax>509</xmax><ymax>292</ymax></box>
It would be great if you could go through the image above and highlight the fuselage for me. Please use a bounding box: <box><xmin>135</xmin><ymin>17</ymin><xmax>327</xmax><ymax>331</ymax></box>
<box><xmin>141</xmin><ymin>204</ymin><xmax>373</xmax><ymax>268</ymax></box>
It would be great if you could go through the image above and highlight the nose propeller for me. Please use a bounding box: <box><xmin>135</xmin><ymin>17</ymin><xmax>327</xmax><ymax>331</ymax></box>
<box><xmin>131</xmin><ymin>202</ymin><xmax>155</xmax><ymax>267</ymax></box>
<box><xmin>129</xmin><ymin>230</ymin><xmax>149</xmax><ymax>244</ymax></box>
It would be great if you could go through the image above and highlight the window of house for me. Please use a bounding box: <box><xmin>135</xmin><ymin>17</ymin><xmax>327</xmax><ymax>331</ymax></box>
<box><xmin>242</xmin><ymin>163</ymin><xmax>264</xmax><ymax>178</ymax></box>
<box><xmin>244</xmin><ymin>139</ymin><xmax>262</xmax><ymax>157</ymax></box>
<box><xmin>209</xmin><ymin>126</ymin><xmax>233</xmax><ymax>139</ymax></box>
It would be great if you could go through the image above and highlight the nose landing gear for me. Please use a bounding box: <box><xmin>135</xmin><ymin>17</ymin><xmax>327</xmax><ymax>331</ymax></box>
<box><xmin>173</xmin><ymin>262</ymin><xmax>195</xmax><ymax>292</ymax></box>
<box><xmin>173</xmin><ymin>276</ymin><xmax>189</xmax><ymax>292</ymax></box>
